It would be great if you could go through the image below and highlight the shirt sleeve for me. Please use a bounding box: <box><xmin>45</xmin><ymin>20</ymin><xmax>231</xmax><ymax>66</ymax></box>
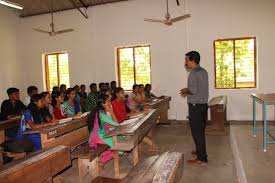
<box><xmin>188</xmin><ymin>72</ymin><xmax>198</xmax><ymax>95</ymax></box>
<box><xmin>99</xmin><ymin>112</ymin><xmax>119</xmax><ymax>127</ymax></box>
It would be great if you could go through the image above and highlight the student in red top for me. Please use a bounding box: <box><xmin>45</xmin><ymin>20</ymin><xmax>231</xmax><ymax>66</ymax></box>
<box><xmin>51</xmin><ymin>91</ymin><xmax>68</xmax><ymax>120</ymax></box>
<box><xmin>111</xmin><ymin>87</ymin><xmax>141</xmax><ymax>123</ymax></box>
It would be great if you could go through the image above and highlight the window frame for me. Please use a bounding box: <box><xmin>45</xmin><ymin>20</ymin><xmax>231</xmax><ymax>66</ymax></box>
<box><xmin>45</xmin><ymin>52</ymin><xmax>69</xmax><ymax>91</ymax></box>
<box><xmin>214</xmin><ymin>37</ymin><xmax>257</xmax><ymax>89</ymax></box>
<box><xmin>116</xmin><ymin>45</ymin><xmax>152</xmax><ymax>90</ymax></box>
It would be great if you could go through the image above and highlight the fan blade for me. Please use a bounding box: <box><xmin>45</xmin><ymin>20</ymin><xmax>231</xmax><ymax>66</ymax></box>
<box><xmin>144</xmin><ymin>18</ymin><xmax>165</xmax><ymax>23</ymax></box>
<box><xmin>33</xmin><ymin>28</ymin><xmax>51</xmax><ymax>34</ymax></box>
<box><xmin>55</xmin><ymin>29</ymin><xmax>74</xmax><ymax>34</ymax></box>
<box><xmin>170</xmin><ymin>14</ymin><xmax>191</xmax><ymax>23</ymax></box>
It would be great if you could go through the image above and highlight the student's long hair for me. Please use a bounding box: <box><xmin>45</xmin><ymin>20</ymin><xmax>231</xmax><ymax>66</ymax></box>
<box><xmin>65</xmin><ymin>88</ymin><xmax>74</xmax><ymax>101</ymax></box>
<box><xmin>51</xmin><ymin>91</ymin><xmax>62</xmax><ymax>107</ymax></box>
<box><xmin>88</xmin><ymin>94</ymin><xmax>109</xmax><ymax>132</ymax></box>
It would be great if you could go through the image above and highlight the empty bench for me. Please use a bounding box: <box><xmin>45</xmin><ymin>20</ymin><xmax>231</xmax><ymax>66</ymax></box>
<box><xmin>92</xmin><ymin>151</ymin><xmax>184</xmax><ymax>183</ymax></box>
<box><xmin>206</xmin><ymin>95</ymin><xmax>227</xmax><ymax>135</ymax></box>
<box><xmin>0</xmin><ymin>145</ymin><xmax>71</xmax><ymax>183</ymax></box>
<box><xmin>71</xmin><ymin>144</ymin><xmax>109</xmax><ymax>183</ymax></box>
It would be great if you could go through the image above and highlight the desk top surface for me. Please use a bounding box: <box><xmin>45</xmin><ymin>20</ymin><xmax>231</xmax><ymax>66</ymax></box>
<box><xmin>0</xmin><ymin>116</ymin><xmax>21</xmax><ymax>131</ymax></box>
<box><xmin>251</xmin><ymin>93</ymin><xmax>275</xmax><ymax>103</ymax></box>
<box><xmin>104</xmin><ymin>109</ymin><xmax>156</xmax><ymax>138</ymax></box>
<box><xmin>23</xmin><ymin>115</ymin><xmax>88</xmax><ymax>135</ymax></box>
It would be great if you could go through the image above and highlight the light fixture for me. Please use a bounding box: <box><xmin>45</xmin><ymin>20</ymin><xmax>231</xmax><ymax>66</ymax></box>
<box><xmin>0</xmin><ymin>0</ymin><xmax>23</xmax><ymax>10</ymax></box>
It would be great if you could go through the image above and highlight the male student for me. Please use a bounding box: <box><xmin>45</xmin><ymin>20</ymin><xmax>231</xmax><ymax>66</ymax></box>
<box><xmin>1</xmin><ymin>88</ymin><xmax>27</xmax><ymax>121</ymax></box>
<box><xmin>0</xmin><ymin>88</ymin><xmax>27</xmax><ymax>138</ymax></box>
<box><xmin>24</xmin><ymin>86</ymin><xmax>38</xmax><ymax>106</ymax></box>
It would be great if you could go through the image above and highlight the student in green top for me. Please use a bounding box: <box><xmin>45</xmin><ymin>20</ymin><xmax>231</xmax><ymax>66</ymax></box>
<box><xmin>88</xmin><ymin>94</ymin><xmax>120</xmax><ymax>148</ymax></box>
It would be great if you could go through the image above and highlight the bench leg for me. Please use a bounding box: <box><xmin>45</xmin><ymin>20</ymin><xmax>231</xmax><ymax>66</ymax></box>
<box><xmin>78</xmin><ymin>158</ymin><xmax>99</xmax><ymax>183</ymax></box>
<box><xmin>133</xmin><ymin>146</ymin><xmax>139</xmax><ymax>166</ymax></box>
<box><xmin>113</xmin><ymin>151</ymin><xmax>120</xmax><ymax>178</ymax></box>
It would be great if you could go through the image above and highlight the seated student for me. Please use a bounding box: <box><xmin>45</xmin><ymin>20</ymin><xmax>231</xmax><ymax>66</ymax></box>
<box><xmin>139</xmin><ymin>84</ymin><xmax>146</xmax><ymax>102</ymax></box>
<box><xmin>60</xmin><ymin>84</ymin><xmax>67</xmax><ymax>95</ymax></box>
<box><xmin>0</xmin><ymin>88</ymin><xmax>27</xmax><ymax>138</ymax></box>
<box><xmin>127</xmin><ymin>84</ymin><xmax>143</xmax><ymax>112</ymax></box>
<box><xmin>79</xmin><ymin>84</ymin><xmax>87</xmax><ymax>99</ymax></box>
<box><xmin>88</xmin><ymin>94</ymin><xmax>119</xmax><ymax>148</ymax></box>
<box><xmin>98</xmin><ymin>83</ymin><xmax>106</xmax><ymax>94</ymax></box>
<box><xmin>24</xmin><ymin>86</ymin><xmax>38</xmax><ymax>106</ymax></box>
<box><xmin>73</xmin><ymin>85</ymin><xmax>81</xmax><ymax>103</ymax></box>
<box><xmin>105</xmin><ymin>83</ymin><xmax>111</xmax><ymax>91</ymax></box>
<box><xmin>52</xmin><ymin>91</ymin><xmax>68</xmax><ymax>120</ymax></box>
<box><xmin>86</xmin><ymin>83</ymin><xmax>98</xmax><ymax>112</ymax></box>
<box><xmin>17</xmin><ymin>94</ymin><xmax>58</xmax><ymax>150</ymax></box>
<box><xmin>112</xmin><ymin>87</ymin><xmax>141</xmax><ymax>123</ymax></box>
<box><xmin>52</xmin><ymin>86</ymin><xmax>59</xmax><ymax>94</ymax></box>
<box><xmin>41</xmin><ymin>92</ymin><xmax>54</xmax><ymax>118</ymax></box>
<box><xmin>0</xmin><ymin>88</ymin><xmax>26</xmax><ymax>120</ymax></box>
<box><xmin>110</xmin><ymin>81</ymin><xmax>117</xmax><ymax>92</ymax></box>
<box><xmin>144</xmin><ymin>84</ymin><xmax>164</xmax><ymax>99</ymax></box>
<box><xmin>63</xmin><ymin>88</ymin><xmax>82</xmax><ymax>117</ymax></box>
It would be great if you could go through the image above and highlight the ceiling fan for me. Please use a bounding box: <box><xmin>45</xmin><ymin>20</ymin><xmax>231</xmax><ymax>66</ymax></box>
<box><xmin>33</xmin><ymin>0</ymin><xmax>74</xmax><ymax>36</ymax></box>
<box><xmin>144</xmin><ymin>0</ymin><xmax>191</xmax><ymax>26</ymax></box>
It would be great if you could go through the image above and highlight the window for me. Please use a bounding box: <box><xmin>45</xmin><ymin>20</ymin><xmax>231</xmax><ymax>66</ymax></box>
<box><xmin>45</xmin><ymin>52</ymin><xmax>70</xmax><ymax>91</ymax></box>
<box><xmin>214</xmin><ymin>37</ymin><xmax>256</xmax><ymax>89</ymax></box>
<box><xmin>117</xmin><ymin>45</ymin><xmax>151</xmax><ymax>90</ymax></box>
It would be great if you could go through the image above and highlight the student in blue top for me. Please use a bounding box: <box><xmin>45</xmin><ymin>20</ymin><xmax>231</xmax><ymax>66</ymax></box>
<box><xmin>63</xmin><ymin>88</ymin><xmax>82</xmax><ymax>117</ymax></box>
<box><xmin>17</xmin><ymin>94</ymin><xmax>58</xmax><ymax>151</ymax></box>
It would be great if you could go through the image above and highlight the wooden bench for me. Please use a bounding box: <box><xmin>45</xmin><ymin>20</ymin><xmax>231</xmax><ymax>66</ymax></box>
<box><xmin>104</xmin><ymin>109</ymin><xmax>158</xmax><ymax>178</ymax></box>
<box><xmin>143</xmin><ymin>97</ymin><xmax>171</xmax><ymax>125</ymax></box>
<box><xmin>23</xmin><ymin>115</ymin><xmax>89</xmax><ymax>150</ymax></box>
<box><xmin>0</xmin><ymin>116</ymin><xmax>22</xmax><ymax>165</ymax></box>
<box><xmin>0</xmin><ymin>145</ymin><xmax>71</xmax><ymax>183</ymax></box>
<box><xmin>206</xmin><ymin>95</ymin><xmax>227</xmax><ymax>135</ymax></box>
<box><xmin>92</xmin><ymin>151</ymin><xmax>184</xmax><ymax>183</ymax></box>
<box><xmin>71</xmin><ymin>144</ymin><xmax>109</xmax><ymax>183</ymax></box>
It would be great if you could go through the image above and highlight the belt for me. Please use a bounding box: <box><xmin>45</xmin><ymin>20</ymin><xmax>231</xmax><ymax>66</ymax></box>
<box><xmin>188</xmin><ymin>103</ymin><xmax>208</xmax><ymax>106</ymax></box>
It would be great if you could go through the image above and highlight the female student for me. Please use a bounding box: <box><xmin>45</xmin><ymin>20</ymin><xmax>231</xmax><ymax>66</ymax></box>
<box><xmin>88</xmin><ymin>94</ymin><xmax>120</xmax><ymax>148</ymax></box>
<box><xmin>138</xmin><ymin>84</ymin><xmax>146</xmax><ymax>102</ymax></box>
<box><xmin>112</xmin><ymin>87</ymin><xmax>141</xmax><ymax>123</ymax></box>
<box><xmin>127</xmin><ymin>84</ymin><xmax>143</xmax><ymax>112</ymax></box>
<box><xmin>16</xmin><ymin>94</ymin><xmax>58</xmax><ymax>150</ymax></box>
<box><xmin>63</xmin><ymin>88</ymin><xmax>82</xmax><ymax>117</ymax></box>
<box><xmin>52</xmin><ymin>91</ymin><xmax>68</xmax><ymax>120</ymax></box>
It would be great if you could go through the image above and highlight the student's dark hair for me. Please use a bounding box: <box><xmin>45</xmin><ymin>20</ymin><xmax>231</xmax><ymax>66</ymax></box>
<box><xmin>105</xmin><ymin>82</ymin><xmax>110</xmax><ymax>86</ymax></box>
<box><xmin>7</xmin><ymin>88</ymin><xmax>19</xmax><ymax>96</ymax></box>
<box><xmin>139</xmin><ymin>84</ymin><xmax>144</xmax><ymax>88</ymax></box>
<box><xmin>145</xmin><ymin>84</ymin><xmax>151</xmax><ymax>88</ymax></box>
<box><xmin>99</xmin><ymin>83</ymin><xmax>105</xmax><ymax>88</ymax></box>
<box><xmin>30</xmin><ymin>94</ymin><xmax>43</xmax><ymax>104</ymax></box>
<box><xmin>89</xmin><ymin>94</ymin><xmax>109</xmax><ymax>131</ymax></box>
<box><xmin>40</xmin><ymin>92</ymin><xmax>50</xmax><ymax>99</ymax></box>
<box><xmin>132</xmin><ymin>84</ymin><xmax>139</xmax><ymax>90</ymax></box>
<box><xmin>80</xmin><ymin>84</ymin><xmax>85</xmax><ymax>89</ymax></box>
<box><xmin>60</xmin><ymin>84</ymin><xmax>66</xmax><ymax>90</ymax></box>
<box><xmin>51</xmin><ymin>91</ymin><xmax>62</xmax><ymax>107</ymax></box>
<box><xmin>65</xmin><ymin>88</ymin><xmax>74</xmax><ymax>100</ymax></box>
<box><xmin>73</xmin><ymin>85</ymin><xmax>79</xmax><ymax>90</ymax></box>
<box><xmin>185</xmin><ymin>51</ymin><xmax>200</xmax><ymax>64</ymax></box>
<box><xmin>114</xmin><ymin>87</ymin><xmax>123</xmax><ymax>94</ymax></box>
<box><xmin>111</xmin><ymin>81</ymin><xmax>116</xmax><ymax>85</ymax></box>
<box><xmin>27</xmin><ymin>86</ymin><xmax>38</xmax><ymax>95</ymax></box>
<box><xmin>52</xmin><ymin>86</ymin><xmax>59</xmax><ymax>92</ymax></box>
<box><xmin>90</xmin><ymin>83</ymin><xmax>97</xmax><ymax>88</ymax></box>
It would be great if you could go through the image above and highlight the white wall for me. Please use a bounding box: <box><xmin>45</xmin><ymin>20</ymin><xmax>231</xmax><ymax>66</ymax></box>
<box><xmin>3</xmin><ymin>0</ymin><xmax>275</xmax><ymax>120</ymax></box>
<box><xmin>0</xmin><ymin>6</ymin><xmax>22</xmax><ymax>102</ymax></box>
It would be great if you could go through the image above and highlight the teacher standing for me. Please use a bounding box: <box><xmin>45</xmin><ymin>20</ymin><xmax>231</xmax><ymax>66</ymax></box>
<box><xmin>180</xmin><ymin>51</ymin><xmax>209</xmax><ymax>165</ymax></box>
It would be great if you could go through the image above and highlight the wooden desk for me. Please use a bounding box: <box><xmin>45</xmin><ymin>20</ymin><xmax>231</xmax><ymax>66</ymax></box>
<box><xmin>206</xmin><ymin>96</ymin><xmax>227</xmax><ymax>136</ymax></box>
<box><xmin>24</xmin><ymin>116</ymin><xmax>89</xmax><ymax>150</ymax></box>
<box><xmin>0</xmin><ymin>145</ymin><xmax>71</xmax><ymax>183</ymax></box>
<box><xmin>251</xmin><ymin>93</ymin><xmax>275</xmax><ymax>151</ymax></box>
<box><xmin>0</xmin><ymin>116</ymin><xmax>21</xmax><ymax>165</ymax></box>
<box><xmin>104</xmin><ymin>109</ymin><xmax>158</xmax><ymax>178</ymax></box>
<box><xmin>143</xmin><ymin>96</ymin><xmax>171</xmax><ymax>124</ymax></box>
